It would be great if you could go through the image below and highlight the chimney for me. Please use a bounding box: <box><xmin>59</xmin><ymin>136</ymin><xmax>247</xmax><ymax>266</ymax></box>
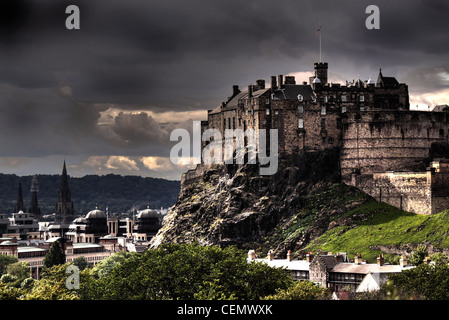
<box><xmin>248</xmin><ymin>85</ymin><xmax>253</xmax><ymax>98</ymax></box>
<box><xmin>335</xmin><ymin>252</ymin><xmax>344</xmax><ymax>263</ymax></box>
<box><xmin>271</xmin><ymin>76</ymin><xmax>277</xmax><ymax>90</ymax></box>
<box><xmin>287</xmin><ymin>250</ymin><xmax>293</xmax><ymax>261</ymax></box>
<box><xmin>377</xmin><ymin>254</ymin><xmax>385</xmax><ymax>266</ymax></box>
<box><xmin>232</xmin><ymin>85</ymin><xmax>240</xmax><ymax>97</ymax></box>
<box><xmin>277</xmin><ymin>74</ymin><xmax>284</xmax><ymax>88</ymax></box>
<box><xmin>284</xmin><ymin>76</ymin><xmax>296</xmax><ymax>85</ymax></box>
<box><xmin>400</xmin><ymin>255</ymin><xmax>408</xmax><ymax>268</ymax></box>
<box><xmin>306</xmin><ymin>252</ymin><xmax>314</xmax><ymax>263</ymax></box>
<box><xmin>267</xmin><ymin>250</ymin><xmax>274</xmax><ymax>261</ymax></box>
<box><xmin>256</xmin><ymin>79</ymin><xmax>265</xmax><ymax>90</ymax></box>
<box><xmin>354</xmin><ymin>253</ymin><xmax>362</xmax><ymax>265</ymax></box>
<box><xmin>248</xmin><ymin>250</ymin><xmax>256</xmax><ymax>260</ymax></box>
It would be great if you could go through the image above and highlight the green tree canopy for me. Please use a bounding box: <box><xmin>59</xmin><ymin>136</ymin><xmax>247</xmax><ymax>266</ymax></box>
<box><xmin>0</xmin><ymin>255</ymin><xmax>18</xmax><ymax>275</ymax></box>
<box><xmin>43</xmin><ymin>240</ymin><xmax>66</xmax><ymax>269</ymax></box>
<box><xmin>84</xmin><ymin>243</ymin><xmax>293</xmax><ymax>300</ymax></box>
<box><xmin>262</xmin><ymin>280</ymin><xmax>330</xmax><ymax>300</ymax></box>
<box><xmin>388</xmin><ymin>262</ymin><xmax>449</xmax><ymax>299</ymax></box>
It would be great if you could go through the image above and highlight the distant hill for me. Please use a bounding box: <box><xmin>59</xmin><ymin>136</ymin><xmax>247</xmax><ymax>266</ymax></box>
<box><xmin>0</xmin><ymin>173</ymin><xmax>180</xmax><ymax>216</ymax></box>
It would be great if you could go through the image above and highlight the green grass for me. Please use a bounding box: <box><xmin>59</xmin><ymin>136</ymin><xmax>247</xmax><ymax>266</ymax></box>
<box><xmin>305</xmin><ymin>198</ymin><xmax>449</xmax><ymax>262</ymax></box>
<box><xmin>259</xmin><ymin>183</ymin><xmax>449</xmax><ymax>262</ymax></box>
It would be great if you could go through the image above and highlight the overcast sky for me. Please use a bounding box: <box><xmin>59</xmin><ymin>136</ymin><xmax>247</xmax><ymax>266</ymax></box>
<box><xmin>0</xmin><ymin>0</ymin><xmax>448</xmax><ymax>180</ymax></box>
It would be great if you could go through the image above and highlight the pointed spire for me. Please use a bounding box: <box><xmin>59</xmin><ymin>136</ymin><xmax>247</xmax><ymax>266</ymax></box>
<box><xmin>29</xmin><ymin>175</ymin><xmax>40</xmax><ymax>218</ymax></box>
<box><xmin>377</xmin><ymin>66</ymin><xmax>384</xmax><ymax>87</ymax></box>
<box><xmin>15</xmin><ymin>181</ymin><xmax>24</xmax><ymax>213</ymax></box>
<box><xmin>55</xmin><ymin>161</ymin><xmax>74</xmax><ymax>223</ymax></box>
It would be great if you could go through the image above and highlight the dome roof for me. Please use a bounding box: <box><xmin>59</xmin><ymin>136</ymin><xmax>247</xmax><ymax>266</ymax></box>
<box><xmin>0</xmin><ymin>240</ymin><xmax>15</xmax><ymax>245</ymax></box>
<box><xmin>137</xmin><ymin>208</ymin><xmax>159</xmax><ymax>219</ymax></box>
<box><xmin>72</xmin><ymin>217</ymin><xmax>87</xmax><ymax>224</ymax></box>
<box><xmin>86</xmin><ymin>209</ymin><xmax>107</xmax><ymax>219</ymax></box>
<box><xmin>312</xmin><ymin>77</ymin><xmax>321</xmax><ymax>84</ymax></box>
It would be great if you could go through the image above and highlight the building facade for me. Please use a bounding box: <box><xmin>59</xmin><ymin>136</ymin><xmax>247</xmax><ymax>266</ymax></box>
<box><xmin>183</xmin><ymin>61</ymin><xmax>449</xmax><ymax>215</ymax></box>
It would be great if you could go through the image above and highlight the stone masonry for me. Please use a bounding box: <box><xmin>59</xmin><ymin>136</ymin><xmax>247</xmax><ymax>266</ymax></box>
<box><xmin>181</xmin><ymin>61</ymin><xmax>449</xmax><ymax>215</ymax></box>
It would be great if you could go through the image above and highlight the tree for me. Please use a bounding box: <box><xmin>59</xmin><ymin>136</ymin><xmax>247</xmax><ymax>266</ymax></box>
<box><xmin>0</xmin><ymin>273</ymin><xmax>17</xmax><ymax>284</ymax></box>
<box><xmin>0</xmin><ymin>255</ymin><xmax>18</xmax><ymax>275</ymax></box>
<box><xmin>92</xmin><ymin>251</ymin><xmax>133</xmax><ymax>278</ymax></box>
<box><xmin>408</xmin><ymin>244</ymin><xmax>428</xmax><ymax>266</ymax></box>
<box><xmin>262</xmin><ymin>280</ymin><xmax>330</xmax><ymax>300</ymax></box>
<box><xmin>43</xmin><ymin>239</ymin><xmax>66</xmax><ymax>269</ymax></box>
<box><xmin>7</xmin><ymin>261</ymin><xmax>30</xmax><ymax>280</ymax></box>
<box><xmin>20</xmin><ymin>264</ymin><xmax>79</xmax><ymax>300</ymax></box>
<box><xmin>388</xmin><ymin>263</ymin><xmax>449</xmax><ymax>299</ymax></box>
<box><xmin>86</xmin><ymin>243</ymin><xmax>292</xmax><ymax>300</ymax></box>
<box><xmin>0</xmin><ymin>282</ymin><xmax>24</xmax><ymax>300</ymax></box>
<box><xmin>72</xmin><ymin>256</ymin><xmax>89</xmax><ymax>271</ymax></box>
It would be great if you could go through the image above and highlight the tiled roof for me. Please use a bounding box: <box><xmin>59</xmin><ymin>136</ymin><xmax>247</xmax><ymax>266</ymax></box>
<box><xmin>253</xmin><ymin>258</ymin><xmax>310</xmax><ymax>271</ymax></box>
<box><xmin>331</xmin><ymin>263</ymin><xmax>414</xmax><ymax>274</ymax></box>
<box><xmin>272</xmin><ymin>84</ymin><xmax>315</xmax><ymax>101</ymax></box>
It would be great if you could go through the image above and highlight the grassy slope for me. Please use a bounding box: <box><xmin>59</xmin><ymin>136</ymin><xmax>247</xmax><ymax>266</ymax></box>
<box><xmin>271</xmin><ymin>183</ymin><xmax>449</xmax><ymax>263</ymax></box>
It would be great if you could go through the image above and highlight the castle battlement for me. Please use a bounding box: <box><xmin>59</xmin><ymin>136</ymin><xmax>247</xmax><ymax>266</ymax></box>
<box><xmin>187</xmin><ymin>62</ymin><xmax>449</xmax><ymax>215</ymax></box>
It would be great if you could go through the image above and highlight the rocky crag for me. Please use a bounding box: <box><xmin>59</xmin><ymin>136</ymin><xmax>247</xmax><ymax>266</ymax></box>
<box><xmin>150</xmin><ymin>148</ymin><xmax>378</xmax><ymax>257</ymax></box>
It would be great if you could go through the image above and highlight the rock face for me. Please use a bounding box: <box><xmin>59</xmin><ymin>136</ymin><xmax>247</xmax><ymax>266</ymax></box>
<box><xmin>150</xmin><ymin>148</ymin><xmax>368</xmax><ymax>255</ymax></box>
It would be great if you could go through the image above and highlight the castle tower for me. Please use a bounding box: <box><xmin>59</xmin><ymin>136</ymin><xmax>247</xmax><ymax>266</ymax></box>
<box><xmin>314</xmin><ymin>62</ymin><xmax>328</xmax><ymax>85</ymax></box>
<box><xmin>55</xmin><ymin>161</ymin><xmax>75</xmax><ymax>223</ymax></box>
<box><xmin>28</xmin><ymin>175</ymin><xmax>41</xmax><ymax>219</ymax></box>
<box><xmin>15</xmin><ymin>181</ymin><xmax>24</xmax><ymax>213</ymax></box>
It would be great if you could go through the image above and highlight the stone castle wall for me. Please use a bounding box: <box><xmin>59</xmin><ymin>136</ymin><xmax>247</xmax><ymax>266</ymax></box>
<box><xmin>340</xmin><ymin>111</ymin><xmax>449</xmax><ymax>182</ymax></box>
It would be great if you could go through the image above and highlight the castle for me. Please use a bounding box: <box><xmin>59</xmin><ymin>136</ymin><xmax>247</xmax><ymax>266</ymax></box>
<box><xmin>183</xmin><ymin>61</ymin><xmax>449</xmax><ymax>215</ymax></box>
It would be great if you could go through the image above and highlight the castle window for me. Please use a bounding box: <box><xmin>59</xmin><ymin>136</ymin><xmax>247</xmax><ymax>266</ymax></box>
<box><xmin>275</xmin><ymin>110</ymin><xmax>279</xmax><ymax>115</ymax></box>
<box><xmin>324</xmin><ymin>95</ymin><xmax>328</xmax><ymax>103</ymax></box>
<box><xmin>266</xmin><ymin>108</ymin><xmax>270</xmax><ymax>115</ymax></box>
<box><xmin>360</xmin><ymin>94</ymin><xmax>365</xmax><ymax>102</ymax></box>
<box><xmin>298</xmin><ymin>106</ymin><xmax>304</xmax><ymax>114</ymax></box>
<box><xmin>266</xmin><ymin>98</ymin><xmax>270</xmax><ymax>105</ymax></box>
<box><xmin>298</xmin><ymin>119</ymin><xmax>304</xmax><ymax>129</ymax></box>
<box><xmin>223</xmin><ymin>118</ymin><xmax>226</xmax><ymax>128</ymax></box>
<box><xmin>342</xmin><ymin>106</ymin><xmax>347</xmax><ymax>113</ymax></box>
<box><xmin>321</xmin><ymin>106</ymin><xmax>327</xmax><ymax>115</ymax></box>
<box><xmin>440</xmin><ymin>129</ymin><xmax>445</xmax><ymax>137</ymax></box>
<box><xmin>341</xmin><ymin>95</ymin><xmax>347</xmax><ymax>102</ymax></box>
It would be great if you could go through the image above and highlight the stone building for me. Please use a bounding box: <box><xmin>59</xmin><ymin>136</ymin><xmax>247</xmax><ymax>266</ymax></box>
<box><xmin>66</xmin><ymin>208</ymin><xmax>108</xmax><ymax>243</ymax></box>
<box><xmin>0</xmin><ymin>236</ymin><xmax>121</xmax><ymax>279</ymax></box>
<box><xmin>131</xmin><ymin>207</ymin><xmax>162</xmax><ymax>241</ymax></box>
<box><xmin>248</xmin><ymin>250</ymin><xmax>413</xmax><ymax>294</ymax></box>
<box><xmin>183</xmin><ymin>61</ymin><xmax>449</xmax><ymax>215</ymax></box>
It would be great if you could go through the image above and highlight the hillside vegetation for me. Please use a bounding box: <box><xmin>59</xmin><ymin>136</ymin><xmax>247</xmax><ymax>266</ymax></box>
<box><xmin>269</xmin><ymin>183</ymin><xmax>449</xmax><ymax>263</ymax></box>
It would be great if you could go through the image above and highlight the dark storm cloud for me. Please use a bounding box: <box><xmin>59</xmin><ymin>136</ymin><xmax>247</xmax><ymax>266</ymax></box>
<box><xmin>0</xmin><ymin>0</ymin><xmax>449</xmax><ymax>177</ymax></box>
<box><xmin>2</xmin><ymin>0</ymin><xmax>449</xmax><ymax>106</ymax></box>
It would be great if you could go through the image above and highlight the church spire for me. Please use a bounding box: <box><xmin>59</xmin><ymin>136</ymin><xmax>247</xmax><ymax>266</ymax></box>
<box><xmin>29</xmin><ymin>175</ymin><xmax>41</xmax><ymax>219</ymax></box>
<box><xmin>55</xmin><ymin>161</ymin><xmax>74</xmax><ymax>223</ymax></box>
<box><xmin>15</xmin><ymin>181</ymin><xmax>24</xmax><ymax>213</ymax></box>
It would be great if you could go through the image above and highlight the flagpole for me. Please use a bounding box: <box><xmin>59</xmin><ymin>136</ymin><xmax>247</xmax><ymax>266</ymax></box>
<box><xmin>320</xmin><ymin>28</ymin><xmax>322</xmax><ymax>62</ymax></box>
<box><xmin>319</xmin><ymin>24</ymin><xmax>322</xmax><ymax>62</ymax></box>
<box><xmin>317</xmin><ymin>24</ymin><xmax>322</xmax><ymax>63</ymax></box>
